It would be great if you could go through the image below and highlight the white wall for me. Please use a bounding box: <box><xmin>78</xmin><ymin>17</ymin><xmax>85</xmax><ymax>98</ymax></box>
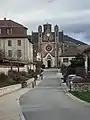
<box><xmin>0</xmin><ymin>66</ymin><xmax>27</xmax><ymax>75</ymax></box>
<box><xmin>60</xmin><ymin>56</ymin><xmax>75</xmax><ymax>66</ymax></box>
<box><xmin>85</xmin><ymin>54</ymin><xmax>88</xmax><ymax>74</ymax></box>
<box><xmin>0</xmin><ymin>84</ymin><xmax>21</xmax><ymax>96</ymax></box>
<box><xmin>29</xmin><ymin>42</ymin><xmax>33</xmax><ymax>62</ymax></box>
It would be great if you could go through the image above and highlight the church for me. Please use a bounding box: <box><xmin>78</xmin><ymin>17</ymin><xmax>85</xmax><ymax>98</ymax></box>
<box><xmin>31</xmin><ymin>23</ymin><xmax>86</xmax><ymax>68</ymax></box>
<box><xmin>31</xmin><ymin>23</ymin><xmax>63</xmax><ymax>68</ymax></box>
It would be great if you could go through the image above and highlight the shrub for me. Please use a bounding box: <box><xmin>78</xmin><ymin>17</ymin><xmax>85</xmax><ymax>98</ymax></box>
<box><xmin>61</xmin><ymin>64</ymin><xmax>67</xmax><ymax>75</ymax></box>
<box><xmin>0</xmin><ymin>72</ymin><xmax>8</xmax><ymax>82</ymax></box>
<box><xmin>8</xmin><ymin>70</ymin><xmax>31</xmax><ymax>84</ymax></box>
<box><xmin>0</xmin><ymin>72</ymin><xmax>14</xmax><ymax>87</ymax></box>
<box><xmin>28</xmin><ymin>69</ymin><xmax>35</xmax><ymax>77</ymax></box>
<box><xmin>20</xmin><ymin>71</ymin><xmax>28</xmax><ymax>77</ymax></box>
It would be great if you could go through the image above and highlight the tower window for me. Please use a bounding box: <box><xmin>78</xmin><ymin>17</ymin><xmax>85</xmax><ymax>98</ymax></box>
<box><xmin>40</xmin><ymin>33</ymin><xmax>41</xmax><ymax>37</ymax></box>
<box><xmin>0</xmin><ymin>28</ymin><xmax>1</xmax><ymax>34</ymax></box>
<box><xmin>56</xmin><ymin>32</ymin><xmax>58</xmax><ymax>36</ymax></box>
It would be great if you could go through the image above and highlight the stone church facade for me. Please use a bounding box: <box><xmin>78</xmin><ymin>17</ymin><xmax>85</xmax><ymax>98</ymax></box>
<box><xmin>31</xmin><ymin>23</ymin><xmax>64</xmax><ymax>68</ymax></box>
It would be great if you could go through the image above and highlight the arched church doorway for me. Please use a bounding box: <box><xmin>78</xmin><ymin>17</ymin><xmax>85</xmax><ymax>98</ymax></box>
<box><xmin>47</xmin><ymin>60</ymin><xmax>51</xmax><ymax>68</ymax></box>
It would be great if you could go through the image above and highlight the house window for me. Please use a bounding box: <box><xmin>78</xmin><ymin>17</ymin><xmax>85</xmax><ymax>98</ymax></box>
<box><xmin>17</xmin><ymin>50</ymin><xmax>22</xmax><ymax>58</ymax></box>
<box><xmin>7</xmin><ymin>28</ymin><xmax>12</xmax><ymax>34</ymax></box>
<box><xmin>8</xmin><ymin>40</ymin><xmax>12</xmax><ymax>46</ymax></box>
<box><xmin>17</xmin><ymin>40</ymin><xmax>21</xmax><ymax>46</ymax></box>
<box><xmin>0</xmin><ymin>28</ymin><xmax>1</xmax><ymax>34</ymax></box>
<box><xmin>72</xmin><ymin>58</ymin><xmax>75</xmax><ymax>61</ymax></box>
<box><xmin>8</xmin><ymin>50</ymin><xmax>12</xmax><ymax>57</ymax></box>
<box><xmin>63</xmin><ymin>58</ymin><xmax>69</xmax><ymax>63</ymax></box>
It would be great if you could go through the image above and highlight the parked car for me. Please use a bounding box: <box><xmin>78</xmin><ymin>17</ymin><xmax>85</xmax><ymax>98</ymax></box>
<box><xmin>72</xmin><ymin>76</ymin><xmax>83</xmax><ymax>83</ymax></box>
<box><xmin>66</xmin><ymin>74</ymin><xmax>76</xmax><ymax>86</ymax></box>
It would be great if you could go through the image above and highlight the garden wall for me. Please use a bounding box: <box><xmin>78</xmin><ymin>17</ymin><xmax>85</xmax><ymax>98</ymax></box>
<box><xmin>0</xmin><ymin>78</ymin><xmax>36</xmax><ymax>97</ymax></box>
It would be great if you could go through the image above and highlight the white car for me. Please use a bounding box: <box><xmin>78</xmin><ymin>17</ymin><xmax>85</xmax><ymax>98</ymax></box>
<box><xmin>66</xmin><ymin>74</ymin><xmax>76</xmax><ymax>86</ymax></box>
<box><xmin>72</xmin><ymin>76</ymin><xmax>83</xmax><ymax>83</ymax></box>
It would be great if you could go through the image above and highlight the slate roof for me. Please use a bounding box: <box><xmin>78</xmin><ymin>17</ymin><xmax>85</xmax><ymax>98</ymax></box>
<box><xmin>27</xmin><ymin>35</ymin><xmax>33</xmax><ymax>43</ymax></box>
<box><xmin>81</xmin><ymin>45</ymin><xmax>90</xmax><ymax>53</ymax></box>
<box><xmin>77</xmin><ymin>45</ymin><xmax>90</xmax><ymax>53</ymax></box>
<box><xmin>0</xmin><ymin>19</ymin><xmax>27</xmax><ymax>29</ymax></box>
<box><xmin>60</xmin><ymin>45</ymin><xmax>90</xmax><ymax>57</ymax></box>
<box><xmin>60</xmin><ymin>48</ymin><xmax>80</xmax><ymax>57</ymax></box>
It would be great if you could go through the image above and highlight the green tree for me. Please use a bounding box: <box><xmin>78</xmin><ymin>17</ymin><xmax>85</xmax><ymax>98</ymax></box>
<box><xmin>70</xmin><ymin>54</ymin><xmax>85</xmax><ymax>67</ymax></box>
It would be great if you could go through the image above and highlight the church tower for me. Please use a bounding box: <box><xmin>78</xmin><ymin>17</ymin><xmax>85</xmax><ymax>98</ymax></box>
<box><xmin>54</xmin><ymin>25</ymin><xmax>59</xmax><ymax>67</ymax></box>
<box><xmin>35</xmin><ymin>23</ymin><xmax>63</xmax><ymax>68</ymax></box>
<box><xmin>37</xmin><ymin>25</ymin><xmax>42</xmax><ymax>61</ymax></box>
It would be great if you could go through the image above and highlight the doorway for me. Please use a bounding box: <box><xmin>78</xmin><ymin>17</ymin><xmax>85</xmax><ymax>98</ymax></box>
<box><xmin>47</xmin><ymin>60</ymin><xmax>51</xmax><ymax>68</ymax></box>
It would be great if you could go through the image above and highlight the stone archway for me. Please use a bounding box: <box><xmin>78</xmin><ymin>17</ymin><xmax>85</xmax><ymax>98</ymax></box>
<box><xmin>47</xmin><ymin>60</ymin><xmax>51</xmax><ymax>68</ymax></box>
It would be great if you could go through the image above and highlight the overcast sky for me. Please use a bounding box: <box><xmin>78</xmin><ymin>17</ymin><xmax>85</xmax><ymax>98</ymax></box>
<box><xmin>0</xmin><ymin>0</ymin><xmax>90</xmax><ymax>44</ymax></box>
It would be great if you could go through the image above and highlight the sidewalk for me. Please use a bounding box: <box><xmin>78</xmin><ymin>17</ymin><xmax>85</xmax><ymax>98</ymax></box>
<box><xmin>0</xmin><ymin>80</ymin><xmax>40</xmax><ymax>120</ymax></box>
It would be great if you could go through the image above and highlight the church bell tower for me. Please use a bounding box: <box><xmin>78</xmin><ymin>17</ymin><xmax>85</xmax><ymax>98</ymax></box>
<box><xmin>37</xmin><ymin>25</ymin><xmax>42</xmax><ymax>61</ymax></box>
<box><xmin>54</xmin><ymin>25</ymin><xmax>59</xmax><ymax>67</ymax></box>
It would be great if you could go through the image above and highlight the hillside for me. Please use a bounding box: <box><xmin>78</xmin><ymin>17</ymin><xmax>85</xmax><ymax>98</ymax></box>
<box><xmin>64</xmin><ymin>35</ymin><xmax>87</xmax><ymax>45</ymax></box>
<box><xmin>28</xmin><ymin>34</ymin><xmax>87</xmax><ymax>45</ymax></box>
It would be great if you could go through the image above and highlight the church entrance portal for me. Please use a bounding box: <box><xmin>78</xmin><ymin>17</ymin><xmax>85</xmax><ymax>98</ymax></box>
<box><xmin>47</xmin><ymin>60</ymin><xmax>51</xmax><ymax>68</ymax></box>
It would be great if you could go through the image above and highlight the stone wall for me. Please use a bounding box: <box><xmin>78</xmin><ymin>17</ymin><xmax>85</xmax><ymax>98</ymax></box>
<box><xmin>0</xmin><ymin>84</ymin><xmax>21</xmax><ymax>96</ymax></box>
<box><xmin>0</xmin><ymin>77</ymin><xmax>37</xmax><ymax>97</ymax></box>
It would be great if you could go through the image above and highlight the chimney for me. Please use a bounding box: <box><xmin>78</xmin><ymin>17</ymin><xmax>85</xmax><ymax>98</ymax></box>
<box><xmin>4</xmin><ymin>18</ymin><xmax>6</xmax><ymax>20</ymax></box>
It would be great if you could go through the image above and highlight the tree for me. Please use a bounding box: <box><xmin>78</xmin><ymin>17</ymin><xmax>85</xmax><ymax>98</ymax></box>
<box><xmin>70</xmin><ymin>54</ymin><xmax>85</xmax><ymax>67</ymax></box>
<box><xmin>0</xmin><ymin>49</ymin><xmax>5</xmax><ymax>60</ymax></box>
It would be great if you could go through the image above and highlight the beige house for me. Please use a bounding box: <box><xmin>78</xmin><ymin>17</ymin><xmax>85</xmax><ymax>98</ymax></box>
<box><xmin>82</xmin><ymin>46</ymin><xmax>90</xmax><ymax>75</ymax></box>
<box><xmin>60</xmin><ymin>48</ymin><xmax>77</xmax><ymax>66</ymax></box>
<box><xmin>60</xmin><ymin>45</ymin><xmax>90</xmax><ymax>67</ymax></box>
<box><xmin>0</xmin><ymin>18</ymin><xmax>33</xmax><ymax>62</ymax></box>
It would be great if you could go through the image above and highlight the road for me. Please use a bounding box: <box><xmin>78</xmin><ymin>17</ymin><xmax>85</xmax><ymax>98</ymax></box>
<box><xmin>20</xmin><ymin>69</ymin><xmax>90</xmax><ymax>120</ymax></box>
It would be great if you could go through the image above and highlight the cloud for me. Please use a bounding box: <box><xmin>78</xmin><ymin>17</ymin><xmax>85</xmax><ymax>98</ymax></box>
<box><xmin>0</xmin><ymin>0</ymin><xmax>90</xmax><ymax>44</ymax></box>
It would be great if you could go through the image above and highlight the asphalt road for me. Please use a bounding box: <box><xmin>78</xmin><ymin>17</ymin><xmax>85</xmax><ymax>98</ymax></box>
<box><xmin>20</xmin><ymin>69</ymin><xmax>90</xmax><ymax>120</ymax></box>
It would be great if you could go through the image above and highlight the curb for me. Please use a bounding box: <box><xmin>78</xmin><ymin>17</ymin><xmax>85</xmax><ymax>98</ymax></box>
<box><xmin>61</xmin><ymin>82</ymin><xmax>90</xmax><ymax>105</ymax></box>
<box><xmin>16</xmin><ymin>79</ymin><xmax>42</xmax><ymax>120</ymax></box>
<box><xmin>17</xmin><ymin>79</ymin><xmax>41</xmax><ymax>102</ymax></box>
<box><xmin>65</xmin><ymin>91</ymin><xmax>90</xmax><ymax>105</ymax></box>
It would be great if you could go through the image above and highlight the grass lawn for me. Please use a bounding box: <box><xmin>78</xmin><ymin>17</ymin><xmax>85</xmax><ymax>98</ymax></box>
<box><xmin>71</xmin><ymin>91</ymin><xmax>90</xmax><ymax>103</ymax></box>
